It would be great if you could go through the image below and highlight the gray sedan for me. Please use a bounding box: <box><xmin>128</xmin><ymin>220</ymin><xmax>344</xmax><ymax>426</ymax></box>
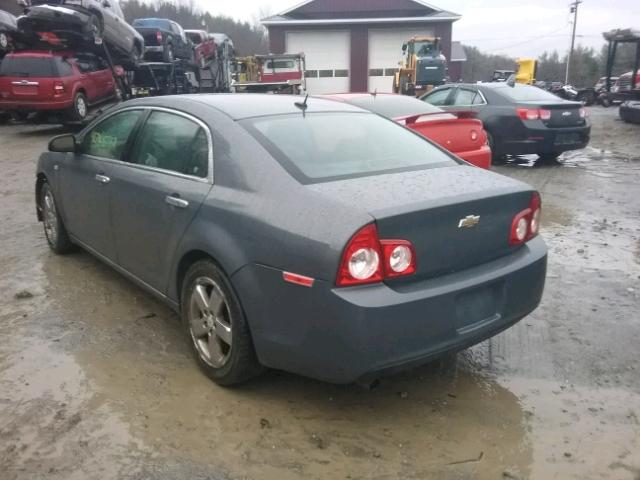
<box><xmin>36</xmin><ymin>95</ymin><xmax>547</xmax><ymax>385</ymax></box>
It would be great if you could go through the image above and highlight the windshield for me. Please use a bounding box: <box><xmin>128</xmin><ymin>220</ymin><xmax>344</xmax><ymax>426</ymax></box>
<box><xmin>243</xmin><ymin>112</ymin><xmax>458</xmax><ymax>184</ymax></box>
<box><xmin>344</xmin><ymin>95</ymin><xmax>445</xmax><ymax>119</ymax></box>
<box><xmin>132</xmin><ymin>19</ymin><xmax>171</xmax><ymax>29</ymax></box>
<box><xmin>414</xmin><ymin>41</ymin><xmax>438</xmax><ymax>56</ymax></box>
<box><xmin>495</xmin><ymin>85</ymin><xmax>565</xmax><ymax>102</ymax></box>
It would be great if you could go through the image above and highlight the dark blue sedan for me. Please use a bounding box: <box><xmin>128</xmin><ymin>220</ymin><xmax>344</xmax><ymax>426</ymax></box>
<box><xmin>36</xmin><ymin>95</ymin><xmax>547</xmax><ymax>385</ymax></box>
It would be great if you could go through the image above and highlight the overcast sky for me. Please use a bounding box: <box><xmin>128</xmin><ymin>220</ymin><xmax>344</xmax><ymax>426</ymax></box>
<box><xmin>202</xmin><ymin>0</ymin><xmax>640</xmax><ymax>58</ymax></box>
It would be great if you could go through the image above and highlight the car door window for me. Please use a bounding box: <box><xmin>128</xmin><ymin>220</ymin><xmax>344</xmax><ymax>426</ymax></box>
<box><xmin>423</xmin><ymin>88</ymin><xmax>452</xmax><ymax>106</ymax></box>
<box><xmin>76</xmin><ymin>55</ymin><xmax>97</xmax><ymax>73</ymax></box>
<box><xmin>452</xmin><ymin>88</ymin><xmax>481</xmax><ymax>106</ymax></box>
<box><xmin>81</xmin><ymin>110</ymin><xmax>143</xmax><ymax>160</ymax></box>
<box><xmin>130</xmin><ymin>111</ymin><xmax>209</xmax><ymax>179</ymax></box>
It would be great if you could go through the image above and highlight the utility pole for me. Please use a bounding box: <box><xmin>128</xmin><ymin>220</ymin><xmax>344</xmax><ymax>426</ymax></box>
<box><xmin>565</xmin><ymin>0</ymin><xmax>582</xmax><ymax>84</ymax></box>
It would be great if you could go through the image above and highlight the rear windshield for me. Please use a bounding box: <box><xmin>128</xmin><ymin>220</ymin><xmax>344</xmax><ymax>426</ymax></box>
<box><xmin>132</xmin><ymin>19</ymin><xmax>171</xmax><ymax>29</ymax></box>
<box><xmin>0</xmin><ymin>56</ymin><xmax>58</xmax><ymax>77</ymax></box>
<box><xmin>243</xmin><ymin>112</ymin><xmax>458</xmax><ymax>184</ymax></box>
<box><xmin>344</xmin><ymin>95</ymin><xmax>445</xmax><ymax>119</ymax></box>
<box><xmin>494</xmin><ymin>85</ymin><xmax>563</xmax><ymax>102</ymax></box>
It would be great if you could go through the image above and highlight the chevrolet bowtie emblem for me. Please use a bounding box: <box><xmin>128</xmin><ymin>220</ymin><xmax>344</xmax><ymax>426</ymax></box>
<box><xmin>458</xmin><ymin>215</ymin><xmax>480</xmax><ymax>228</ymax></box>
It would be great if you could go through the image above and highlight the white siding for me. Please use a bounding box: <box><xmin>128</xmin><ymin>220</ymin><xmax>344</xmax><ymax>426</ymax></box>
<box><xmin>368</xmin><ymin>28</ymin><xmax>434</xmax><ymax>93</ymax></box>
<box><xmin>286</xmin><ymin>30</ymin><xmax>350</xmax><ymax>94</ymax></box>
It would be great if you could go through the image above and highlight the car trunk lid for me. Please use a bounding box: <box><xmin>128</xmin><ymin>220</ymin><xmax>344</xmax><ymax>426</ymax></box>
<box><xmin>307</xmin><ymin>166</ymin><xmax>535</xmax><ymax>282</ymax></box>
<box><xmin>135</xmin><ymin>28</ymin><xmax>163</xmax><ymax>46</ymax></box>
<box><xmin>519</xmin><ymin>100</ymin><xmax>586</xmax><ymax>128</ymax></box>
<box><xmin>0</xmin><ymin>56</ymin><xmax>57</xmax><ymax>100</ymax></box>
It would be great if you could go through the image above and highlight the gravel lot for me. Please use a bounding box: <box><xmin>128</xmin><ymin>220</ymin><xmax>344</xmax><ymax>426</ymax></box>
<box><xmin>0</xmin><ymin>106</ymin><xmax>639</xmax><ymax>480</ymax></box>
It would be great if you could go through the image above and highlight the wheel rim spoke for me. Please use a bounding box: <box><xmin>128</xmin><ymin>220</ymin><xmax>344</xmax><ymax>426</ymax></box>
<box><xmin>193</xmin><ymin>284</ymin><xmax>209</xmax><ymax>313</ymax></box>
<box><xmin>214</xmin><ymin>317</ymin><xmax>232</xmax><ymax>345</ymax></box>
<box><xmin>207</xmin><ymin>333</ymin><xmax>224</xmax><ymax>364</ymax></box>
<box><xmin>209</xmin><ymin>288</ymin><xmax>224</xmax><ymax>316</ymax></box>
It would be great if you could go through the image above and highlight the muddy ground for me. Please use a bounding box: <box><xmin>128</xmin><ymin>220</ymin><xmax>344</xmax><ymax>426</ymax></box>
<box><xmin>0</xmin><ymin>106</ymin><xmax>639</xmax><ymax>480</ymax></box>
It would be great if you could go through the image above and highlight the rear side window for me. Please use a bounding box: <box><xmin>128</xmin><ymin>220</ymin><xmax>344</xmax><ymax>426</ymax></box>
<box><xmin>244</xmin><ymin>112</ymin><xmax>457</xmax><ymax>184</ymax></box>
<box><xmin>452</xmin><ymin>88</ymin><xmax>482</xmax><ymax>106</ymax></box>
<box><xmin>82</xmin><ymin>110</ymin><xmax>143</xmax><ymax>160</ymax></box>
<box><xmin>422</xmin><ymin>88</ymin><xmax>452</xmax><ymax>106</ymax></box>
<box><xmin>129</xmin><ymin>111</ymin><xmax>209</xmax><ymax>178</ymax></box>
<box><xmin>0</xmin><ymin>56</ymin><xmax>55</xmax><ymax>77</ymax></box>
<box><xmin>132</xmin><ymin>19</ymin><xmax>171</xmax><ymax>30</ymax></box>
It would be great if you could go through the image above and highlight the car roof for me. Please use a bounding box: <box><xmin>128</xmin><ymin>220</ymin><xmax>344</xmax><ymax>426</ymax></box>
<box><xmin>125</xmin><ymin>94</ymin><xmax>368</xmax><ymax>120</ymax></box>
<box><xmin>6</xmin><ymin>50</ymin><xmax>73</xmax><ymax>58</ymax></box>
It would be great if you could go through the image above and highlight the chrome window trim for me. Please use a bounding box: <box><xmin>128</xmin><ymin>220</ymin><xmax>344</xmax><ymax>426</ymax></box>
<box><xmin>79</xmin><ymin>105</ymin><xmax>214</xmax><ymax>184</ymax></box>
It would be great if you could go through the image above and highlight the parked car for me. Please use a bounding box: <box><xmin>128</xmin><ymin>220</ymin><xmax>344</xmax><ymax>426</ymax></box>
<box><xmin>132</xmin><ymin>18</ymin><xmax>193</xmax><ymax>63</ymax></box>
<box><xmin>185</xmin><ymin>29</ymin><xmax>215</xmax><ymax>68</ymax></box>
<box><xmin>0</xmin><ymin>50</ymin><xmax>116</xmax><ymax>121</ymax></box>
<box><xmin>594</xmin><ymin>76</ymin><xmax>618</xmax><ymax>93</ymax></box>
<box><xmin>18</xmin><ymin>0</ymin><xmax>144</xmax><ymax>69</ymax></box>
<box><xmin>321</xmin><ymin>93</ymin><xmax>491</xmax><ymax>169</ymax></box>
<box><xmin>0</xmin><ymin>9</ymin><xmax>18</xmax><ymax>56</ymax></box>
<box><xmin>619</xmin><ymin>100</ymin><xmax>640</xmax><ymax>124</ymax></box>
<box><xmin>36</xmin><ymin>95</ymin><xmax>547</xmax><ymax>385</ymax></box>
<box><xmin>421</xmin><ymin>83</ymin><xmax>591</xmax><ymax>163</ymax></box>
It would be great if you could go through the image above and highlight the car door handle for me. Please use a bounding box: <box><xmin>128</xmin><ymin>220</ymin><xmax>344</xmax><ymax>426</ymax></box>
<box><xmin>165</xmin><ymin>195</ymin><xmax>189</xmax><ymax>208</ymax></box>
<box><xmin>95</xmin><ymin>174</ymin><xmax>110</xmax><ymax>184</ymax></box>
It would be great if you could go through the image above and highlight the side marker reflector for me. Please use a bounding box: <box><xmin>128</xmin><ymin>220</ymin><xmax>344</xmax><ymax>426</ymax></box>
<box><xmin>283</xmin><ymin>271</ymin><xmax>315</xmax><ymax>288</ymax></box>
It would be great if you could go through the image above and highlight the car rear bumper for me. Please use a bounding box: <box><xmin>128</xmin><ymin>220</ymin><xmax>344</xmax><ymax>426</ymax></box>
<box><xmin>503</xmin><ymin>124</ymin><xmax>591</xmax><ymax>155</ymax></box>
<box><xmin>0</xmin><ymin>99</ymin><xmax>73</xmax><ymax>111</ymax></box>
<box><xmin>456</xmin><ymin>144</ymin><xmax>492</xmax><ymax>169</ymax></box>
<box><xmin>620</xmin><ymin>102</ymin><xmax>640</xmax><ymax>123</ymax></box>
<box><xmin>232</xmin><ymin>236</ymin><xmax>547</xmax><ymax>383</ymax></box>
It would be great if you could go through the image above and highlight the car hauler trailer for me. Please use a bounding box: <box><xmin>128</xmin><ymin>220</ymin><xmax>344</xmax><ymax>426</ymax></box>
<box><xmin>231</xmin><ymin>53</ymin><xmax>306</xmax><ymax>94</ymax></box>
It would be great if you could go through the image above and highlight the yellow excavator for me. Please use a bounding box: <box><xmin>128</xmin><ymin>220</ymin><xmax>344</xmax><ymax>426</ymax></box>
<box><xmin>393</xmin><ymin>36</ymin><xmax>447</xmax><ymax>96</ymax></box>
<box><xmin>491</xmin><ymin>58</ymin><xmax>537</xmax><ymax>85</ymax></box>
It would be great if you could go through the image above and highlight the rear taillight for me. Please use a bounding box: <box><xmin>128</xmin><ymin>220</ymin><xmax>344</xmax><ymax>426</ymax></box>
<box><xmin>517</xmin><ymin>108</ymin><xmax>551</xmax><ymax>121</ymax></box>
<box><xmin>539</xmin><ymin>109</ymin><xmax>551</xmax><ymax>120</ymax></box>
<box><xmin>336</xmin><ymin>224</ymin><xmax>416</xmax><ymax>286</ymax></box>
<box><xmin>156</xmin><ymin>31</ymin><xmax>163</xmax><ymax>43</ymax></box>
<box><xmin>53</xmin><ymin>81</ymin><xmax>65</xmax><ymax>94</ymax></box>
<box><xmin>509</xmin><ymin>192</ymin><xmax>542</xmax><ymax>246</ymax></box>
<box><xmin>516</xmin><ymin>108</ymin><xmax>540</xmax><ymax>121</ymax></box>
<box><xmin>579</xmin><ymin>107</ymin><xmax>587</xmax><ymax>118</ymax></box>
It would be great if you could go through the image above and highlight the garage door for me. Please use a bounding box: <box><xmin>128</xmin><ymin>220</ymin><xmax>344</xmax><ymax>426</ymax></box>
<box><xmin>368</xmin><ymin>28</ymin><xmax>434</xmax><ymax>93</ymax></box>
<box><xmin>286</xmin><ymin>31</ymin><xmax>350</xmax><ymax>94</ymax></box>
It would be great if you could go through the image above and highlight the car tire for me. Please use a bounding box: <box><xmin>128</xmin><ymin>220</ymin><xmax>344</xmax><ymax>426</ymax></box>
<box><xmin>181</xmin><ymin>260</ymin><xmax>263</xmax><ymax>386</ymax></box>
<box><xmin>486</xmin><ymin>131</ymin><xmax>506</xmax><ymax>164</ymax></box>
<box><xmin>40</xmin><ymin>182</ymin><xmax>75</xmax><ymax>254</ymax></box>
<box><xmin>0</xmin><ymin>33</ymin><xmax>8</xmax><ymax>50</ymax></box>
<box><xmin>67</xmin><ymin>92</ymin><xmax>88</xmax><ymax>122</ymax></box>
<box><xmin>164</xmin><ymin>44</ymin><xmax>174</xmax><ymax>63</ymax></box>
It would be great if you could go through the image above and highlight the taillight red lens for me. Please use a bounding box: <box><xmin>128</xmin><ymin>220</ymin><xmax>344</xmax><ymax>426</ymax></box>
<box><xmin>539</xmin><ymin>109</ymin><xmax>551</xmax><ymax>120</ymax></box>
<box><xmin>380</xmin><ymin>240</ymin><xmax>416</xmax><ymax>278</ymax></box>
<box><xmin>337</xmin><ymin>224</ymin><xmax>383</xmax><ymax>286</ymax></box>
<box><xmin>156</xmin><ymin>31</ymin><xmax>163</xmax><ymax>43</ymax></box>
<box><xmin>53</xmin><ymin>81</ymin><xmax>64</xmax><ymax>94</ymax></box>
<box><xmin>509</xmin><ymin>192</ymin><xmax>542</xmax><ymax>246</ymax></box>
<box><xmin>517</xmin><ymin>108</ymin><xmax>540</xmax><ymax>121</ymax></box>
<box><xmin>336</xmin><ymin>224</ymin><xmax>416</xmax><ymax>286</ymax></box>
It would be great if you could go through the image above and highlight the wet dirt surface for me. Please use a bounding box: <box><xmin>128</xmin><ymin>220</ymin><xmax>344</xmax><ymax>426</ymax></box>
<box><xmin>0</xmin><ymin>106</ymin><xmax>639</xmax><ymax>479</ymax></box>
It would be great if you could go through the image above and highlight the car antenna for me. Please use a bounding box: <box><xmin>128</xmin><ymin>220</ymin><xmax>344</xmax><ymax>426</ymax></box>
<box><xmin>294</xmin><ymin>94</ymin><xmax>309</xmax><ymax>117</ymax></box>
<box><xmin>371</xmin><ymin>89</ymin><xmax>378</xmax><ymax>98</ymax></box>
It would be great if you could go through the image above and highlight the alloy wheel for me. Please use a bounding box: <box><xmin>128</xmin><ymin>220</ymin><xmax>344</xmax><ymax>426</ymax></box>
<box><xmin>43</xmin><ymin>189</ymin><xmax>58</xmax><ymax>245</ymax></box>
<box><xmin>188</xmin><ymin>276</ymin><xmax>233</xmax><ymax>368</ymax></box>
<box><xmin>76</xmin><ymin>96</ymin><xmax>87</xmax><ymax>118</ymax></box>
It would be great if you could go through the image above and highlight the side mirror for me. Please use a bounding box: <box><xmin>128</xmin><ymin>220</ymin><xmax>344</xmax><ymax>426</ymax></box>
<box><xmin>49</xmin><ymin>134</ymin><xmax>77</xmax><ymax>153</ymax></box>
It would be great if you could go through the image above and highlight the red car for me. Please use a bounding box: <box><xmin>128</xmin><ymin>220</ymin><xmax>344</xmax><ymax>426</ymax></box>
<box><xmin>0</xmin><ymin>50</ymin><xmax>116</xmax><ymax>121</ymax></box>
<box><xmin>321</xmin><ymin>93</ymin><xmax>492</xmax><ymax>169</ymax></box>
<box><xmin>185</xmin><ymin>29</ymin><xmax>216</xmax><ymax>68</ymax></box>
